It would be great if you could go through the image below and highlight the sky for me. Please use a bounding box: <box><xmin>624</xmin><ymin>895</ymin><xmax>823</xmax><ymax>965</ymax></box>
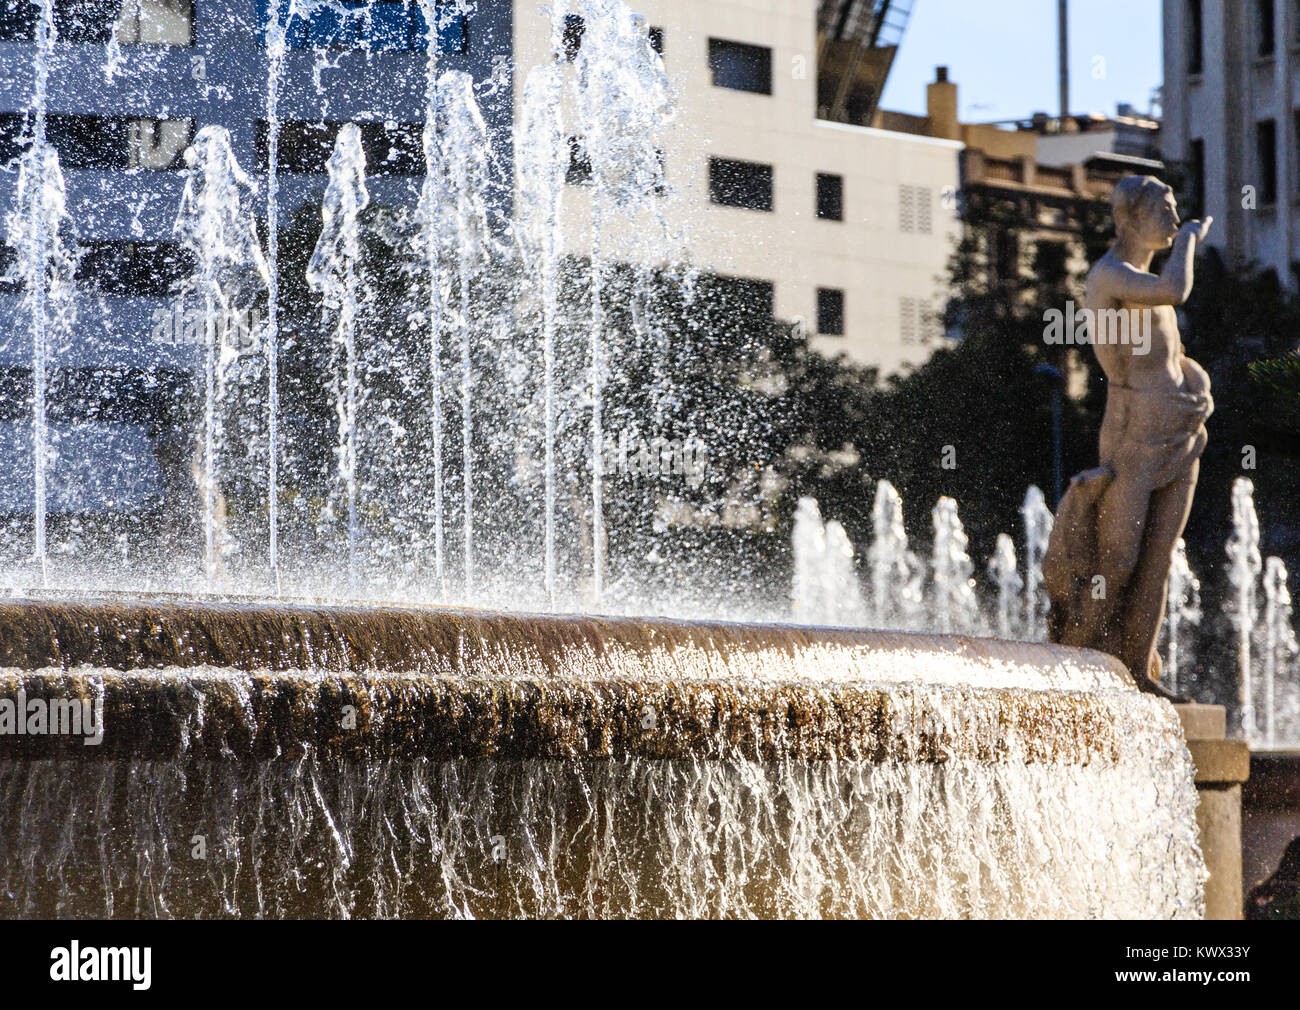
<box><xmin>879</xmin><ymin>0</ymin><xmax>1164</xmax><ymax>123</ymax></box>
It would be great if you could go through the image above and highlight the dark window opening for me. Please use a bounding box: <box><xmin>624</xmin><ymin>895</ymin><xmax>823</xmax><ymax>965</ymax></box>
<box><xmin>708</xmin><ymin>38</ymin><xmax>772</xmax><ymax>95</ymax></box>
<box><xmin>1035</xmin><ymin>241</ymin><xmax>1069</xmax><ymax>286</ymax></box>
<box><xmin>993</xmin><ymin>229</ymin><xmax>1019</xmax><ymax>284</ymax></box>
<box><xmin>816</xmin><ymin>173</ymin><xmax>844</xmax><ymax>220</ymax></box>
<box><xmin>1258</xmin><ymin>0</ymin><xmax>1276</xmax><ymax>56</ymax></box>
<box><xmin>259</xmin><ymin>119</ymin><xmax>423</xmax><ymax>176</ymax></box>
<box><xmin>1187</xmin><ymin>0</ymin><xmax>1204</xmax><ymax>75</ymax></box>
<box><xmin>709</xmin><ymin>157</ymin><xmax>773</xmax><ymax>211</ymax></box>
<box><xmin>1190</xmin><ymin>137</ymin><xmax>1206</xmax><ymax>216</ymax></box>
<box><xmin>649</xmin><ymin>26</ymin><xmax>664</xmax><ymax>55</ymax></box>
<box><xmin>54</xmin><ymin>0</ymin><xmax>116</xmax><ymax>43</ymax></box>
<box><xmin>562</xmin><ymin>14</ymin><xmax>584</xmax><ymax>61</ymax></box>
<box><xmin>845</xmin><ymin>86</ymin><xmax>876</xmax><ymax>126</ymax></box>
<box><xmin>77</xmin><ymin>242</ymin><xmax>196</xmax><ymax>297</ymax></box>
<box><xmin>0</xmin><ymin>113</ymin><xmax>191</xmax><ymax>171</ymax></box>
<box><xmin>0</xmin><ymin>244</ymin><xmax>19</xmax><ymax>291</ymax></box>
<box><xmin>566</xmin><ymin>136</ymin><xmax>592</xmax><ymax>185</ymax></box>
<box><xmin>1258</xmin><ymin>118</ymin><xmax>1278</xmax><ymax>204</ymax></box>
<box><xmin>817</xmin><ymin>288</ymin><xmax>845</xmax><ymax>336</ymax></box>
<box><xmin>0</xmin><ymin>0</ymin><xmax>194</xmax><ymax>45</ymax></box>
<box><xmin>1</xmin><ymin>0</ymin><xmax>135</xmax><ymax>43</ymax></box>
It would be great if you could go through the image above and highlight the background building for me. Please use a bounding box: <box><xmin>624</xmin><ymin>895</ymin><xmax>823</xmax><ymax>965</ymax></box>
<box><xmin>0</xmin><ymin>1</ymin><xmax>1163</xmax><ymax>397</ymax></box>
<box><xmin>1162</xmin><ymin>0</ymin><xmax>1300</xmax><ymax>285</ymax></box>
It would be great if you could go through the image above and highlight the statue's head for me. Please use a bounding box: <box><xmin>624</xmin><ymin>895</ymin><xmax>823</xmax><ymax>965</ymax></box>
<box><xmin>1112</xmin><ymin>175</ymin><xmax>1180</xmax><ymax>250</ymax></box>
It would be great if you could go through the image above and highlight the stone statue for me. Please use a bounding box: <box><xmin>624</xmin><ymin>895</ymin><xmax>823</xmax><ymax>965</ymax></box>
<box><xmin>1043</xmin><ymin>176</ymin><xmax>1214</xmax><ymax>700</ymax></box>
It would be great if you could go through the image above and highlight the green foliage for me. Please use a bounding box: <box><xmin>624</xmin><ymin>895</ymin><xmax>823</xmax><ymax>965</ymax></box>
<box><xmin>1248</xmin><ymin>349</ymin><xmax>1300</xmax><ymax>451</ymax></box>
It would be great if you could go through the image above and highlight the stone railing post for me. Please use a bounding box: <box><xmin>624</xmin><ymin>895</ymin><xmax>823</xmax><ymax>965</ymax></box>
<box><xmin>1177</xmin><ymin>704</ymin><xmax>1250</xmax><ymax>920</ymax></box>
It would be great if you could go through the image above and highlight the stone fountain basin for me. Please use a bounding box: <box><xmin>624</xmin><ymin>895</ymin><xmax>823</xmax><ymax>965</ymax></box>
<box><xmin>0</xmin><ymin>599</ymin><xmax>1204</xmax><ymax>919</ymax></box>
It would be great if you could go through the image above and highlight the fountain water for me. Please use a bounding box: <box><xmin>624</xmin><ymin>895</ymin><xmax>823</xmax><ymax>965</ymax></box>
<box><xmin>1226</xmin><ymin>477</ymin><xmax>1264</xmax><ymax>739</ymax></box>
<box><xmin>517</xmin><ymin>63</ymin><xmax>567</xmax><ymax>610</ymax></box>
<box><xmin>930</xmin><ymin>497</ymin><xmax>982</xmax><ymax>636</ymax></box>
<box><xmin>435</xmin><ymin>71</ymin><xmax>495</xmax><ymax>599</ymax></box>
<box><xmin>867</xmin><ymin>480</ymin><xmax>922</xmax><ymax>630</ymax></box>
<box><xmin>2</xmin><ymin>0</ymin><xmax>1293</xmax><ymax>919</ymax></box>
<box><xmin>988</xmin><ymin>533</ymin><xmax>1022</xmax><ymax>640</ymax></box>
<box><xmin>174</xmin><ymin>127</ymin><xmax>271</xmax><ymax>590</ymax></box>
<box><xmin>1021</xmin><ymin>486</ymin><xmax>1054</xmax><ymax>641</ymax></box>
<box><xmin>565</xmin><ymin>0</ymin><xmax>673</xmax><ymax>604</ymax></box>
<box><xmin>261</xmin><ymin>0</ymin><xmax>303</xmax><ymax>593</ymax></box>
<box><xmin>791</xmin><ymin>497</ymin><xmax>829</xmax><ymax>623</ymax></box>
<box><xmin>307</xmin><ymin>124</ymin><xmax>370</xmax><ymax>591</ymax></box>
<box><xmin>3</xmin><ymin>0</ymin><xmax>76</xmax><ymax>588</ymax></box>
<box><xmin>1263</xmin><ymin>557</ymin><xmax>1298</xmax><ymax>750</ymax></box>
<box><xmin>1164</xmin><ymin>538</ymin><xmax>1201</xmax><ymax>699</ymax></box>
<box><xmin>0</xmin><ymin>600</ymin><xmax>1206</xmax><ymax>919</ymax></box>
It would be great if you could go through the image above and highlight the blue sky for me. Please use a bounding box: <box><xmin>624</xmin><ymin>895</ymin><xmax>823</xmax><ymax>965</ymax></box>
<box><xmin>879</xmin><ymin>0</ymin><xmax>1163</xmax><ymax>122</ymax></box>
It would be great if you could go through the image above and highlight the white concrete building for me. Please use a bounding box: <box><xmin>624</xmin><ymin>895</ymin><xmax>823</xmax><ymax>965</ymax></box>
<box><xmin>1162</xmin><ymin>0</ymin><xmax>1300</xmax><ymax>284</ymax></box>
<box><xmin>512</xmin><ymin>0</ymin><xmax>962</xmax><ymax>376</ymax></box>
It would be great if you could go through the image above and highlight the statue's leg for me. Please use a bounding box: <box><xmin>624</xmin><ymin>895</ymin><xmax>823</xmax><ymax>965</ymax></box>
<box><xmin>1078</xmin><ymin>470</ymin><xmax>1150</xmax><ymax>659</ymax></box>
<box><xmin>1120</xmin><ymin>460</ymin><xmax>1199</xmax><ymax>694</ymax></box>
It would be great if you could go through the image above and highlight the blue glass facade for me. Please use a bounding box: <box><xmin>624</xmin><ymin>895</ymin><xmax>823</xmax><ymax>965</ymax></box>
<box><xmin>255</xmin><ymin>0</ymin><xmax>467</xmax><ymax>53</ymax></box>
<box><xmin>0</xmin><ymin>0</ymin><xmax>514</xmax><ymax>373</ymax></box>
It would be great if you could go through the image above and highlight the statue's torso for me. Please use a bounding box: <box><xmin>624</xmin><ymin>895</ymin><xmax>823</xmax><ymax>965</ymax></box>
<box><xmin>1085</xmin><ymin>260</ymin><xmax>1209</xmax><ymax>476</ymax></box>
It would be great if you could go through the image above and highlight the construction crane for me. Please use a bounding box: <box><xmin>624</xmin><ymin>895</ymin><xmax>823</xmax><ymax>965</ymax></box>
<box><xmin>817</xmin><ymin>0</ymin><xmax>916</xmax><ymax>125</ymax></box>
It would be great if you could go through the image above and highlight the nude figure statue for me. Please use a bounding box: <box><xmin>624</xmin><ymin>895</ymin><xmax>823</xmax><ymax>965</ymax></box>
<box><xmin>1042</xmin><ymin>176</ymin><xmax>1214</xmax><ymax>700</ymax></box>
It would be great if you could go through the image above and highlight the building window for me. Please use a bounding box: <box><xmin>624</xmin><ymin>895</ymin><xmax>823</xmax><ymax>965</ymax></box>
<box><xmin>1295</xmin><ymin>114</ymin><xmax>1300</xmax><ymax>195</ymax></box>
<box><xmin>1189</xmin><ymin>137</ymin><xmax>1206</xmax><ymax>216</ymax></box>
<box><xmin>649</xmin><ymin>26</ymin><xmax>664</xmax><ymax>55</ymax></box>
<box><xmin>708</xmin><ymin>38</ymin><xmax>772</xmax><ymax>95</ymax></box>
<box><xmin>817</xmin><ymin>288</ymin><xmax>844</xmax><ymax>336</ymax></box>
<box><xmin>900</xmin><ymin>297</ymin><xmax>918</xmax><ymax>344</ymax></box>
<box><xmin>899</xmin><ymin>185</ymin><xmax>932</xmax><ymax>233</ymax></box>
<box><xmin>0</xmin><ymin>0</ymin><xmax>194</xmax><ymax>44</ymax></box>
<box><xmin>1035</xmin><ymin>241</ymin><xmax>1069</xmax><ymax>286</ymax></box>
<box><xmin>1187</xmin><ymin>0</ymin><xmax>1204</xmax><ymax>74</ymax></box>
<box><xmin>1258</xmin><ymin>0</ymin><xmax>1276</xmax><ymax>56</ymax></box>
<box><xmin>54</xmin><ymin>0</ymin><xmax>117</xmax><ymax>43</ymax></box>
<box><xmin>260</xmin><ymin>119</ymin><xmax>424</xmax><ymax>176</ymax></box>
<box><xmin>993</xmin><ymin>230</ymin><xmax>1019</xmax><ymax>284</ymax></box>
<box><xmin>845</xmin><ymin>86</ymin><xmax>876</xmax><ymax>126</ymax></box>
<box><xmin>816</xmin><ymin>173</ymin><xmax>844</xmax><ymax>221</ymax></box>
<box><xmin>0</xmin><ymin>113</ymin><xmax>192</xmax><ymax>170</ymax></box>
<box><xmin>77</xmin><ymin>242</ymin><xmax>197</xmax><ymax>297</ymax></box>
<box><xmin>709</xmin><ymin>157</ymin><xmax>773</xmax><ymax>211</ymax></box>
<box><xmin>561</xmin><ymin>13</ymin><xmax>584</xmax><ymax>61</ymax></box>
<box><xmin>1258</xmin><ymin>118</ymin><xmax>1278</xmax><ymax>204</ymax></box>
<box><xmin>257</xmin><ymin>0</ymin><xmax>466</xmax><ymax>53</ymax></box>
<box><xmin>898</xmin><ymin>298</ymin><xmax>940</xmax><ymax>345</ymax></box>
<box><xmin>115</xmin><ymin>0</ymin><xmax>194</xmax><ymax>45</ymax></box>
<box><xmin>566</xmin><ymin>136</ymin><xmax>592</xmax><ymax>185</ymax></box>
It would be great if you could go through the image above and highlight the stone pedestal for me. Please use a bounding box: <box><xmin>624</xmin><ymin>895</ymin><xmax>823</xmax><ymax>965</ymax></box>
<box><xmin>1176</xmin><ymin>704</ymin><xmax>1250</xmax><ymax>920</ymax></box>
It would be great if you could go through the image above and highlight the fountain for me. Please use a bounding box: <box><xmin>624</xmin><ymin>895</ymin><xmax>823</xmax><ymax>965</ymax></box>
<box><xmin>3</xmin><ymin>0</ymin><xmax>77</xmax><ymax>589</ymax></box>
<box><xmin>307</xmin><ymin>123</ymin><xmax>370</xmax><ymax>591</ymax></box>
<box><xmin>0</xmin><ymin>599</ymin><xmax>1204</xmax><ymax>918</ymax></box>
<box><xmin>174</xmin><ymin>126</ymin><xmax>271</xmax><ymax>590</ymax></box>
<box><xmin>9</xmin><ymin>0</ymin><xmax>1296</xmax><ymax>919</ymax></box>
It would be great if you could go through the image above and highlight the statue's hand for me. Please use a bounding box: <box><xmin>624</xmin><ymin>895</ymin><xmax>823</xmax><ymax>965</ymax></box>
<box><xmin>1181</xmin><ymin>217</ymin><xmax>1213</xmax><ymax>243</ymax></box>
